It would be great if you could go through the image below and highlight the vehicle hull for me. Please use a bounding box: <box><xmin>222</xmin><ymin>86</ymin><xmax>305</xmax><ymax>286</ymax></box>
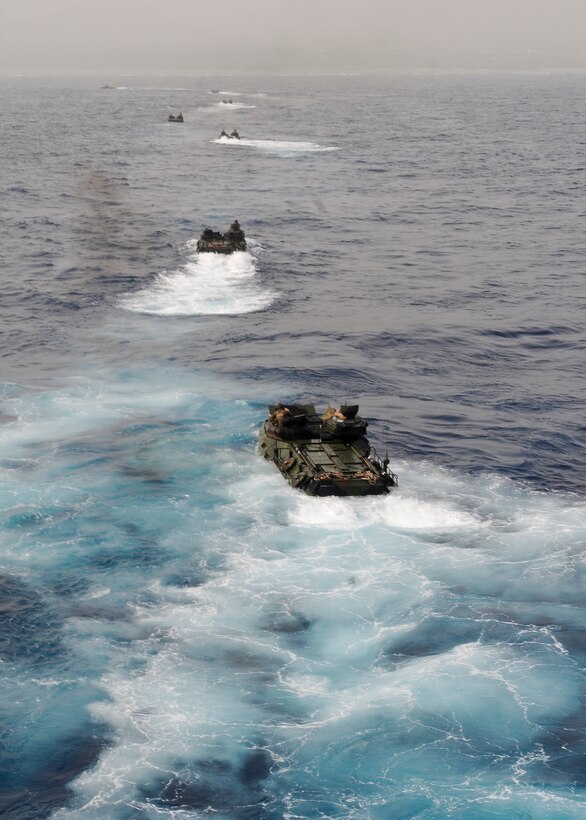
<box><xmin>195</xmin><ymin>240</ymin><xmax>246</xmax><ymax>254</ymax></box>
<box><xmin>196</xmin><ymin>221</ymin><xmax>246</xmax><ymax>254</ymax></box>
<box><xmin>258</xmin><ymin>408</ymin><xmax>398</xmax><ymax>497</ymax></box>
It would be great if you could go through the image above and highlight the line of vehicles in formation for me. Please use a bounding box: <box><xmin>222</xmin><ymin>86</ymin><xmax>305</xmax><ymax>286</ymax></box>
<box><xmin>102</xmin><ymin>80</ymin><xmax>394</xmax><ymax>497</ymax></box>
<box><xmin>196</xmin><ymin>220</ymin><xmax>399</xmax><ymax>497</ymax></box>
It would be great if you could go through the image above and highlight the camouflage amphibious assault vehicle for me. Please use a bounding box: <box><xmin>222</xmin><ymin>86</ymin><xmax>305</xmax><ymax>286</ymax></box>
<box><xmin>259</xmin><ymin>403</ymin><xmax>398</xmax><ymax>497</ymax></box>
<box><xmin>196</xmin><ymin>219</ymin><xmax>246</xmax><ymax>254</ymax></box>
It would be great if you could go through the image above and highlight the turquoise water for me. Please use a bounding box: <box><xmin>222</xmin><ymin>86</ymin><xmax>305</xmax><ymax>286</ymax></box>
<box><xmin>1</xmin><ymin>367</ymin><xmax>584</xmax><ymax>818</ymax></box>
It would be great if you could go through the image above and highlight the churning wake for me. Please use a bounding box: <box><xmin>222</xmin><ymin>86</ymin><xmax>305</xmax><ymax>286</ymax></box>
<box><xmin>213</xmin><ymin>101</ymin><xmax>256</xmax><ymax>110</ymax></box>
<box><xmin>0</xmin><ymin>368</ymin><xmax>584</xmax><ymax>819</ymax></box>
<box><xmin>214</xmin><ymin>136</ymin><xmax>340</xmax><ymax>156</ymax></box>
<box><xmin>119</xmin><ymin>244</ymin><xmax>276</xmax><ymax>316</ymax></box>
<box><xmin>208</xmin><ymin>90</ymin><xmax>267</xmax><ymax>98</ymax></box>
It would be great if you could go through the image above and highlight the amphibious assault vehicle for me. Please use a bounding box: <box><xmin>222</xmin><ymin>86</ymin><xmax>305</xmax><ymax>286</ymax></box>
<box><xmin>259</xmin><ymin>403</ymin><xmax>398</xmax><ymax>497</ymax></box>
<box><xmin>196</xmin><ymin>220</ymin><xmax>246</xmax><ymax>253</ymax></box>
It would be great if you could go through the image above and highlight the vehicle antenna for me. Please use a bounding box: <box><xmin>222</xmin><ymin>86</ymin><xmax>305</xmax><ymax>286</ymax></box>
<box><xmin>384</xmin><ymin>403</ymin><xmax>390</xmax><ymax>465</ymax></box>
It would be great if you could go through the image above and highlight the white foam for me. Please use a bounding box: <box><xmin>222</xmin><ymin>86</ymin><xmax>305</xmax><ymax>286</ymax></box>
<box><xmin>209</xmin><ymin>90</ymin><xmax>266</xmax><ymax>98</ymax></box>
<box><xmin>119</xmin><ymin>249</ymin><xmax>276</xmax><ymax>316</ymax></box>
<box><xmin>54</xmin><ymin>456</ymin><xmax>585</xmax><ymax>814</ymax></box>
<box><xmin>213</xmin><ymin>136</ymin><xmax>340</xmax><ymax>155</ymax></box>
<box><xmin>4</xmin><ymin>376</ymin><xmax>586</xmax><ymax>817</ymax></box>
<box><xmin>288</xmin><ymin>490</ymin><xmax>478</xmax><ymax>532</ymax></box>
<box><xmin>213</xmin><ymin>101</ymin><xmax>255</xmax><ymax>109</ymax></box>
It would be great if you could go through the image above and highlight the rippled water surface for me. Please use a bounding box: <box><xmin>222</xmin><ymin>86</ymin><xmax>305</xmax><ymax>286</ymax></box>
<box><xmin>0</xmin><ymin>72</ymin><xmax>585</xmax><ymax>819</ymax></box>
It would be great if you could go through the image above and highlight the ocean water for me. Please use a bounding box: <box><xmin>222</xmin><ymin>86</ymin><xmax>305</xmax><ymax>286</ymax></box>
<box><xmin>0</xmin><ymin>72</ymin><xmax>585</xmax><ymax>819</ymax></box>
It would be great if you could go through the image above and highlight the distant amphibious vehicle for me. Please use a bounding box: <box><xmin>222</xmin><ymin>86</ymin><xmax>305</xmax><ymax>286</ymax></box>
<box><xmin>259</xmin><ymin>404</ymin><xmax>398</xmax><ymax>496</ymax></box>
<box><xmin>196</xmin><ymin>220</ymin><xmax>246</xmax><ymax>253</ymax></box>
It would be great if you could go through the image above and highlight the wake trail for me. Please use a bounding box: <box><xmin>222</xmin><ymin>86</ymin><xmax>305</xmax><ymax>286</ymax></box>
<box><xmin>120</xmin><ymin>244</ymin><xmax>276</xmax><ymax>316</ymax></box>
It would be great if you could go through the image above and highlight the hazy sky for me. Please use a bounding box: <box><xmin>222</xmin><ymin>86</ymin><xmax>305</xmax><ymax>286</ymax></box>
<box><xmin>2</xmin><ymin>0</ymin><xmax>586</xmax><ymax>72</ymax></box>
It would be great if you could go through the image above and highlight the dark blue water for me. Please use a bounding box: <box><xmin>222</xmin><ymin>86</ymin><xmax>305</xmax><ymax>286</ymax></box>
<box><xmin>0</xmin><ymin>72</ymin><xmax>585</xmax><ymax>819</ymax></box>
